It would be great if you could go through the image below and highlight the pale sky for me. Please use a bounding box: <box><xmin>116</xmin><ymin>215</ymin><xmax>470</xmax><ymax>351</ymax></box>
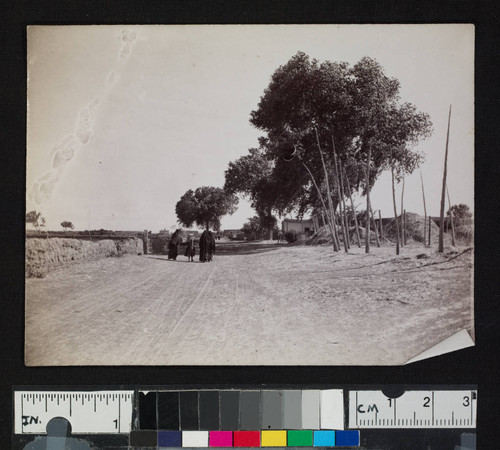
<box><xmin>26</xmin><ymin>25</ymin><xmax>474</xmax><ymax>232</ymax></box>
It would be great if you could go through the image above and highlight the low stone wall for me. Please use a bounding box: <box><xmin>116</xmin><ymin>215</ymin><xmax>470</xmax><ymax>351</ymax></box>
<box><xmin>26</xmin><ymin>237</ymin><xmax>143</xmax><ymax>278</ymax></box>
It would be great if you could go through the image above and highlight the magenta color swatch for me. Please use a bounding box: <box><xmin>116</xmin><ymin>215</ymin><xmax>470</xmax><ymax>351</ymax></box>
<box><xmin>209</xmin><ymin>431</ymin><xmax>233</xmax><ymax>447</ymax></box>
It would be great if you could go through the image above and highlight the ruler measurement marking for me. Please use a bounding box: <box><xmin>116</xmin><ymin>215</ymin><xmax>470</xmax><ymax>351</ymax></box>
<box><xmin>470</xmin><ymin>391</ymin><xmax>473</xmax><ymax>425</ymax></box>
<box><xmin>431</xmin><ymin>391</ymin><xmax>434</xmax><ymax>426</ymax></box>
<box><xmin>356</xmin><ymin>391</ymin><xmax>358</xmax><ymax>427</ymax></box>
<box><xmin>94</xmin><ymin>395</ymin><xmax>96</xmax><ymax>413</ymax></box>
<box><xmin>21</xmin><ymin>394</ymin><xmax>24</xmax><ymax>433</ymax></box>
<box><xmin>118</xmin><ymin>392</ymin><xmax>121</xmax><ymax>433</ymax></box>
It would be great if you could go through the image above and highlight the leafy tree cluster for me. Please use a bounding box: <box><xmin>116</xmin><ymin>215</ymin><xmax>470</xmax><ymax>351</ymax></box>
<box><xmin>225</xmin><ymin>52</ymin><xmax>433</xmax><ymax>227</ymax></box>
<box><xmin>447</xmin><ymin>203</ymin><xmax>472</xmax><ymax>219</ymax></box>
<box><xmin>176</xmin><ymin>186</ymin><xmax>238</xmax><ymax>231</ymax></box>
<box><xmin>26</xmin><ymin>210</ymin><xmax>46</xmax><ymax>232</ymax></box>
<box><xmin>61</xmin><ymin>221</ymin><xmax>74</xmax><ymax>232</ymax></box>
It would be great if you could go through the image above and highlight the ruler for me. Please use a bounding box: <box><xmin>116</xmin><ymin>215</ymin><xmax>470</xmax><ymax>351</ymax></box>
<box><xmin>349</xmin><ymin>390</ymin><xmax>477</xmax><ymax>429</ymax></box>
<box><xmin>14</xmin><ymin>391</ymin><xmax>133</xmax><ymax>434</ymax></box>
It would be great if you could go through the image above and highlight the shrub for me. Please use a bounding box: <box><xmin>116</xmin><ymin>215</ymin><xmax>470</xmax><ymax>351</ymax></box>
<box><xmin>284</xmin><ymin>230</ymin><xmax>298</xmax><ymax>243</ymax></box>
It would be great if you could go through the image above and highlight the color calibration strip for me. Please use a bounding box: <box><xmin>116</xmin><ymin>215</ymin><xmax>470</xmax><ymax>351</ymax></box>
<box><xmin>129</xmin><ymin>429</ymin><xmax>359</xmax><ymax>447</ymax></box>
<box><xmin>130</xmin><ymin>390</ymin><xmax>356</xmax><ymax>447</ymax></box>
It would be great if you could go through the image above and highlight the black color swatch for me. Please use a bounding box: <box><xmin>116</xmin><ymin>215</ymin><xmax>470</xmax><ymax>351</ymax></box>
<box><xmin>180</xmin><ymin>391</ymin><xmax>199</xmax><ymax>430</ymax></box>
<box><xmin>138</xmin><ymin>391</ymin><xmax>157</xmax><ymax>430</ymax></box>
<box><xmin>199</xmin><ymin>390</ymin><xmax>220</xmax><ymax>430</ymax></box>
<box><xmin>158</xmin><ymin>391</ymin><xmax>180</xmax><ymax>430</ymax></box>
<box><xmin>129</xmin><ymin>430</ymin><xmax>158</xmax><ymax>446</ymax></box>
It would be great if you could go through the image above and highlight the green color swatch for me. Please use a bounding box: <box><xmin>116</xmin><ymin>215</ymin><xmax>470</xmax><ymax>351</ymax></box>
<box><xmin>287</xmin><ymin>430</ymin><xmax>313</xmax><ymax>446</ymax></box>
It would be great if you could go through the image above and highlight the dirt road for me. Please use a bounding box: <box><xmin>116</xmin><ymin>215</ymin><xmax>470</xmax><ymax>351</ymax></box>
<box><xmin>25</xmin><ymin>241</ymin><xmax>473</xmax><ymax>365</ymax></box>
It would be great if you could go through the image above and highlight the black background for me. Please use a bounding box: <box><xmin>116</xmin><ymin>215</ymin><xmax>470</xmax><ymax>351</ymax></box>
<box><xmin>1</xmin><ymin>1</ymin><xmax>499</xmax><ymax>448</ymax></box>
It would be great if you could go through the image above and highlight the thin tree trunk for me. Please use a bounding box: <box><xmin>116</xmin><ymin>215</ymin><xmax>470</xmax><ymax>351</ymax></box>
<box><xmin>315</xmin><ymin>128</ymin><xmax>340</xmax><ymax>252</ymax></box>
<box><xmin>420</xmin><ymin>171</ymin><xmax>428</xmax><ymax>246</ymax></box>
<box><xmin>391</xmin><ymin>153</ymin><xmax>400</xmax><ymax>255</ymax></box>
<box><xmin>338</xmin><ymin>159</ymin><xmax>351</xmax><ymax>249</ymax></box>
<box><xmin>403</xmin><ymin>209</ymin><xmax>407</xmax><ymax>246</ymax></box>
<box><xmin>378</xmin><ymin>210</ymin><xmax>384</xmax><ymax>240</ymax></box>
<box><xmin>400</xmin><ymin>175</ymin><xmax>405</xmax><ymax>247</ymax></box>
<box><xmin>365</xmin><ymin>141</ymin><xmax>372</xmax><ymax>253</ymax></box>
<box><xmin>300</xmin><ymin>160</ymin><xmax>338</xmax><ymax>252</ymax></box>
<box><xmin>439</xmin><ymin>105</ymin><xmax>452</xmax><ymax>252</ymax></box>
<box><xmin>429</xmin><ymin>217</ymin><xmax>432</xmax><ymax>246</ymax></box>
<box><xmin>370</xmin><ymin>207</ymin><xmax>381</xmax><ymax>247</ymax></box>
<box><xmin>331</xmin><ymin>135</ymin><xmax>348</xmax><ymax>252</ymax></box>
<box><xmin>344</xmin><ymin>165</ymin><xmax>362</xmax><ymax>247</ymax></box>
<box><xmin>446</xmin><ymin>185</ymin><xmax>456</xmax><ymax>246</ymax></box>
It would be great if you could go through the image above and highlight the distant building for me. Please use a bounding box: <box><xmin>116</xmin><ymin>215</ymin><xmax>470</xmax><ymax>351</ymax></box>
<box><xmin>282</xmin><ymin>218</ymin><xmax>314</xmax><ymax>235</ymax></box>
<box><xmin>222</xmin><ymin>229</ymin><xmax>244</xmax><ymax>239</ymax></box>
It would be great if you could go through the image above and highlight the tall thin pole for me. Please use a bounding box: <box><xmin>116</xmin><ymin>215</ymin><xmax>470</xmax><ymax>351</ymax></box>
<box><xmin>331</xmin><ymin>135</ymin><xmax>348</xmax><ymax>252</ymax></box>
<box><xmin>338</xmin><ymin>160</ymin><xmax>351</xmax><ymax>249</ymax></box>
<box><xmin>344</xmin><ymin>165</ymin><xmax>362</xmax><ymax>247</ymax></box>
<box><xmin>371</xmin><ymin>206</ymin><xmax>381</xmax><ymax>247</ymax></box>
<box><xmin>300</xmin><ymin>159</ymin><xmax>338</xmax><ymax>252</ymax></box>
<box><xmin>378</xmin><ymin>210</ymin><xmax>384</xmax><ymax>241</ymax></box>
<box><xmin>400</xmin><ymin>175</ymin><xmax>405</xmax><ymax>247</ymax></box>
<box><xmin>315</xmin><ymin>128</ymin><xmax>341</xmax><ymax>252</ymax></box>
<box><xmin>446</xmin><ymin>185</ymin><xmax>456</xmax><ymax>246</ymax></box>
<box><xmin>391</xmin><ymin>151</ymin><xmax>400</xmax><ymax>255</ymax></box>
<box><xmin>365</xmin><ymin>141</ymin><xmax>372</xmax><ymax>253</ymax></box>
<box><xmin>439</xmin><ymin>105</ymin><xmax>452</xmax><ymax>253</ymax></box>
<box><xmin>420</xmin><ymin>171</ymin><xmax>428</xmax><ymax>246</ymax></box>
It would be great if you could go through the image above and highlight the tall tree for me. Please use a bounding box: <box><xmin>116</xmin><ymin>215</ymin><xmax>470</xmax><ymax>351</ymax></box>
<box><xmin>175</xmin><ymin>187</ymin><xmax>238</xmax><ymax>231</ymax></box>
<box><xmin>224</xmin><ymin>148</ymin><xmax>279</xmax><ymax>240</ymax></box>
<box><xmin>244</xmin><ymin>52</ymin><xmax>432</xmax><ymax>247</ymax></box>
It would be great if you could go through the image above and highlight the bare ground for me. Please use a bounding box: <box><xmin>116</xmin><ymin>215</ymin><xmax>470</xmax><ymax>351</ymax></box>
<box><xmin>25</xmin><ymin>241</ymin><xmax>474</xmax><ymax>366</ymax></box>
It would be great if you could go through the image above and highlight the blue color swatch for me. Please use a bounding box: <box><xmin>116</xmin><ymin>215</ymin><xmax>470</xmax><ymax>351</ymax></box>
<box><xmin>335</xmin><ymin>430</ymin><xmax>359</xmax><ymax>446</ymax></box>
<box><xmin>158</xmin><ymin>430</ymin><xmax>182</xmax><ymax>447</ymax></box>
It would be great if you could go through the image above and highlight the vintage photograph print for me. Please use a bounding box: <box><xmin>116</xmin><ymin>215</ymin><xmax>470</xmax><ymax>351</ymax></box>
<box><xmin>25</xmin><ymin>25</ymin><xmax>474</xmax><ymax>365</ymax></box>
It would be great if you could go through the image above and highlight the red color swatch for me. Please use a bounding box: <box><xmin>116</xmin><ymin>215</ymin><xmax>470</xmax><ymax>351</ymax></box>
<box><xmin>233</xmin><ymin>431</ymin><xmax>261</xmax><ymax>447</ymax></box>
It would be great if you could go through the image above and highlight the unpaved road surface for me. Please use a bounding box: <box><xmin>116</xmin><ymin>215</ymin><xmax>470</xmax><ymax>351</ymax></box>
<box><xmin>25</xmin><ymin>241</ymin><xmax>473</xmax><ymax>365</ymax></box>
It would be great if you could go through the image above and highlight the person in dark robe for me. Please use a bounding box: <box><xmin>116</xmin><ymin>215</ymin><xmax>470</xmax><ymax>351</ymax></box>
<box><xmin>168</xmin><ymin>229</ymin><xmax>182</xmax><ymax>260</ymax></box>
<box><xmin>184</xmin><ymin>236</ymin><xmax>196</xmax><ymax>262</ymax></box>
<box><xmin>199</xmin><ymin>229</ymin><xmax>216</xmax><ymax>262</ymax></box>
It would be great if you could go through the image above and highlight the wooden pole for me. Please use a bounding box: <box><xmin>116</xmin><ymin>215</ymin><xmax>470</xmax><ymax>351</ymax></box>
<box><xmin>378</xmin><ymin>209</ymin><xmax>384</xmax><ymax>239</ymax></box>
<box><xmin>344</xmin><ymin>165</ymin><xmax>362</xmax><ymax>247</ymax></box>
<box><xmin>446</xmin><ymin>185</ymin><xmax>456</xmax><ymax>246</ymax></box>
<box><xmin>391</xmin><ymin>152</ymin><xmax>400</xmax><ymax>255</ymax></box>
<box><xmin>429</xmin><ymin>217</ymin><xmax>432</xmax><ymax>246</ymax></box>
<box><xmin>439</xmin><ymin>105</ymin><xmax>452</xmax><ymax>252</ymax></box>
<box><xmin>420</xmin><ymin>171</ymin><xmax>428</xmax><ymax>246</ymax></box>
<box><xmin>400</xmin><ymin>175</ymin><xmax>405</xmax><ymax>247</ymax></box>
<box><xmin>338</xmin><ymin>159</ymin><xmax>351</xmax><ymax>249</ymax></box>
<box><xmin>300</xmin><ymin>159</ymin><xmax>338</xmax><ymax>252</ymax></box>
<box><xmin>330</xmin><ymin>134</ymin><xmax>348</xmax><ymax>253</ymax></box>
<box><xmin>403</xmin><ymin>209</ymin><xmax>407</xmax><ymax>246</ymax></box>
<box><xmin>365</xmin><ymin>141</ymin><xmax>372</xmax><ymax>253</ymax></box>
<box><xmin>371</xmin><ymin>206</ymin><xmax>381</xmax><ymax>247</ymax></box>
<box><xmin>315</xmin><ymin>128</ymin><xmax>341</xmax><ymax>252</ymax></box>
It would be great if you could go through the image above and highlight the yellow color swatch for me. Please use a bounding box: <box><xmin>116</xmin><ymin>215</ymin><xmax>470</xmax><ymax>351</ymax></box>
<box><xmin>261</xmin><ymin>430</ymin><xmax>287</xmax><ymax>447</ymax></box>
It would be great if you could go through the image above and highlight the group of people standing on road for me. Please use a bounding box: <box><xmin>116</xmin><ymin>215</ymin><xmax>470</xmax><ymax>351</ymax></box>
<box><xmin>167</xmin><ymin>229</ymin><xmax>216</xmax><ymax>263</ymax></box>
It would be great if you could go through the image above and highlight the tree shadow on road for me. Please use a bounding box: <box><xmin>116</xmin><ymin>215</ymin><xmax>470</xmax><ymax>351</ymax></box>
<box><xmin>215</xmin><ymin>241</ymin><xmax>288</xmax><ymax>256</ymax></box>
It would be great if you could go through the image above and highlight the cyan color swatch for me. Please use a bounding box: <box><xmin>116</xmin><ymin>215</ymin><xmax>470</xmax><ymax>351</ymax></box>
<box><xmin>313</xmin><ymin>430</ymin><xmax>335</xmax><ymax>447</ymax></box>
